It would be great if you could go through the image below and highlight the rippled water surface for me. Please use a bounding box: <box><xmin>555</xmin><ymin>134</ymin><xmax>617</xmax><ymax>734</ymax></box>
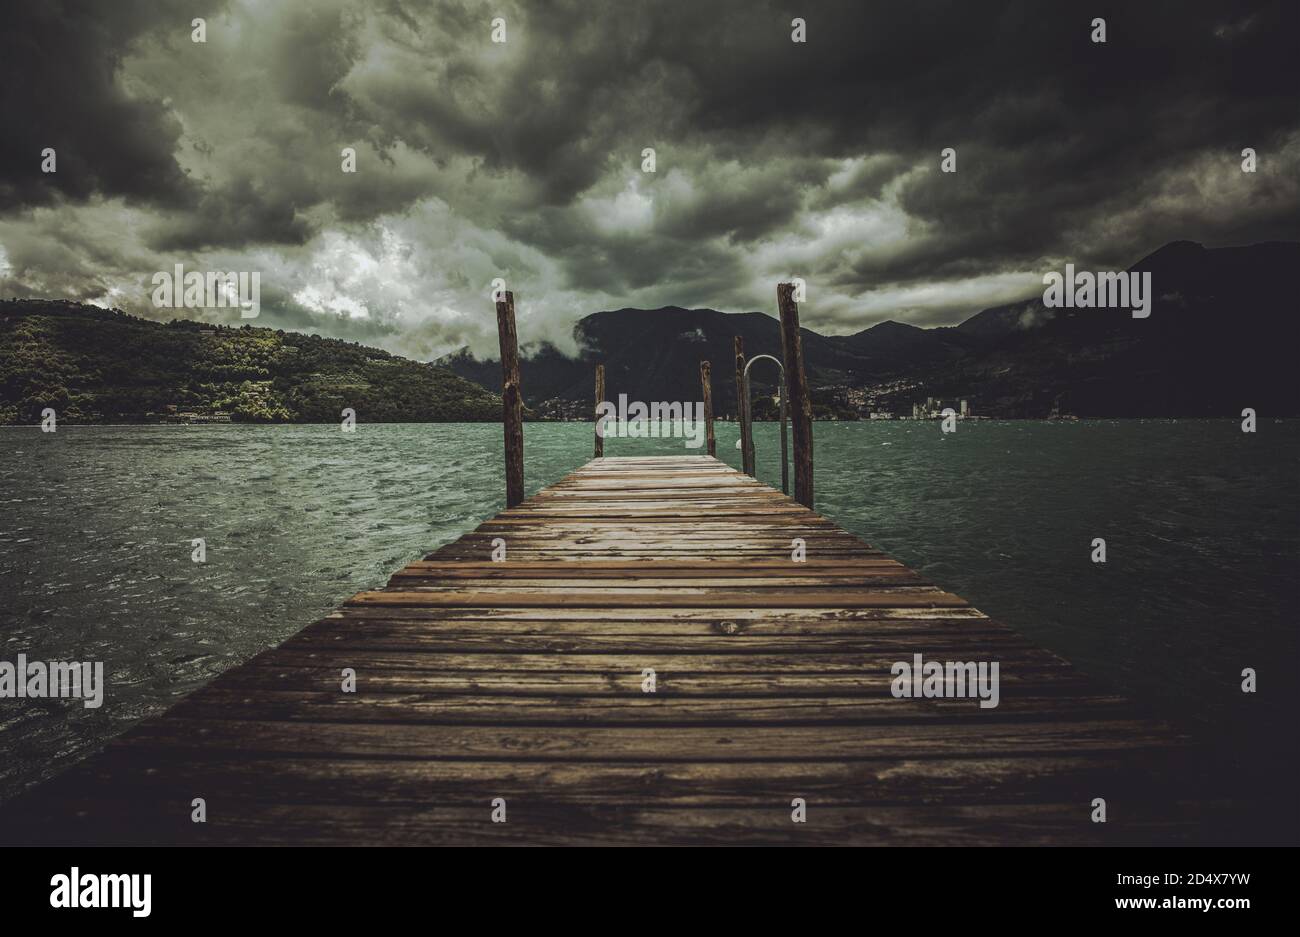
<box><xmin>2</xmin><ymin>421</ymin><xmax>1297</xmax><ymax>802</ymax></box>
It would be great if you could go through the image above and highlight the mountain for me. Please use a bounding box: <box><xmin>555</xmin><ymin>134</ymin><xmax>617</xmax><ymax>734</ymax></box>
<box><xmin>440</xmin><ymin>306</ymin><xmax>927</xmax><ymax>418</ymax></box>
<box><xmin>910</xmin><ymin>240</ymin><xmax>1300</xmax><ymax>417</ymax></box>
<box><xmin>441</xmin><ymin>241</ymin><xmax>1300</xmax><ymax>418</ymax></box>
<box><xmin>5</xmin><ymin>240</ymin><xmax>1294</xmax><ymax>424</ymax></box>
<box><xmin>834</xmin><ymin>319</ymin><xmax>974</xmax><ymax>371</ymax></box>
<box><xmin>0</xmin><ymin>300</ymin><xmax>501</xmax><ymax>424</ymax></box>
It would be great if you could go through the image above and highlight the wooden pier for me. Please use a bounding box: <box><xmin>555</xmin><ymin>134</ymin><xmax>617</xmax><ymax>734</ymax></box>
<box><xmin>0</xmin><ymin>455</ymin><xmax>1223</xmax><ymax>845</ymax></box>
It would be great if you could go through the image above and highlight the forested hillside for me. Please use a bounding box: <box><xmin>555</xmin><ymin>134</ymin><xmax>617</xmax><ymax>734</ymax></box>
<box><xmin>0</xmin><ymin>301</ymin><xmax>500</xmax><ymax>424</ymax></box>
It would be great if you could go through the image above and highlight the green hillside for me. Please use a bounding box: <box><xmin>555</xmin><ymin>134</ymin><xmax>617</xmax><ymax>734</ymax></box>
<box><xmin>0</xmin><ymin>300</ymin><xmax>501</xmax><ymax>424</ymax></box>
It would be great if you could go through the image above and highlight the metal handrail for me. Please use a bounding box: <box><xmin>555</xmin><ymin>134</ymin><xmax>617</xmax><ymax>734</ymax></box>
<box><xmin>742</xmin><ymin>354</ymin><xmax>789</xmax><ymax>494</ymax></box>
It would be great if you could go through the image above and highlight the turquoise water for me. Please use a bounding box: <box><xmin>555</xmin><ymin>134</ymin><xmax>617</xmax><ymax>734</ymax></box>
<box><xmin>1</xmin><ymin>421</ymin><xmax>1297</xmax><ymax>805</ymax></box>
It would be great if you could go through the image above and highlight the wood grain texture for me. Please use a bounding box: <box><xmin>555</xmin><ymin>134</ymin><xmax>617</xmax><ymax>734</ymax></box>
<box><xmin>593</xmin><ymin>364</ymin><xmax>605</xmax><ymax>458</ymax></box>
<box><xmin>734</xmin><ymin>335</ymin><xmax>754</xmax><ymax>475</ymax></box>
<box><xmin>699</xmin><ymin>359</ymin><xmax>715</xmax><ymax>457</ymax></box>
<box><xmin>0</xmin><ymin>456</ymin><xmax>1222</xmax><ymax>845</ymax></box>
<box><xmin>777</xmin><ymin>283</ymin><xmax>814</xmax><ymax>508</ymax></box>
<box><xmin>496</xmin><ymin>291</ymin><xmax>524</xmax><ymax>508</ymax></box>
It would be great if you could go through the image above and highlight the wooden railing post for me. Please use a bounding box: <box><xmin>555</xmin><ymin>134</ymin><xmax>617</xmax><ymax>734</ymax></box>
<box><xmin>777</xmin><ymin>283</ymin><xmax>813</xmax><ymax>507</ymax></box>
<box><xmin>699</xmin><ymin>360</ymin><xmax>716</xmax><ymax>457</ymax></box>
<box><xmin>734</xmin><ymin>336</ymin><xmax>754</xmax><ymax>476</ymax></box>
<box><xmin>593</xmin><ymin>364</ymin><xmax>605</xmax><ymax>458</ymax></box>
<box><xmin>496</xmin><ymin>291</ymin><xmax>524</xmax><ymax>508</ymax></box>
<box><xmin>778</xmin><ymin>370</ymin><xmax>790</xmax><ymax>496</ymax></box>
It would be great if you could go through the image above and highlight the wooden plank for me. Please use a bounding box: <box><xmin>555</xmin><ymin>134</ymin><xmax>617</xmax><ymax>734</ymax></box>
<box><xmin>1</xmin><ymin>800</ymin><xmax>1220</xmax><ymax>847</ymax></box>
<box><xmin>388</xmin><ymin>570</ymin><xmax>925</xmax><ymax>583</ymax></box>
<box><xmin>319</xmin><ymin>611</ymin><xmax>1000</xmax><ymax>634</ymax></box>
<box><xmin>112</xmin><ymin>719</ymin><xmax>1187</xmax><ymax>760</ymax></box>
<box><xmin>279</xmin><ymin>631</ymin><xmax>1039</xmax><ymax>655</ymax></box>
<box><xmin>346</xmin><ymin>589</ymin><xmax>969</xmax><ymax>608</ymax></box>
<box><xmin>3</xmin><ymin>752</ymin><xmax>1182</xmax><ymax>808</ymax></box>
<box><xmin>210</xmin><ymin>668</ymin><xmax>1103</xmax><ymax>697</ymax></box>
<box><xmin>395</xmin><ymin>559</ymin><xmax>912</xmax><ymax>575</ymax></box>
<box><xmin>241</xmin><ymin>650</ymin><xmax>1067</xmax><ymax>674</ymax></box>
<box><xmin>328</xmin><ymin>606</ymin><xmax>994</xmax><ymax>622</ymax></box>
<box><xmin>171</xmin><ymin>689</ymin><xmax>1137</xmax><ymax>725</ymax></box>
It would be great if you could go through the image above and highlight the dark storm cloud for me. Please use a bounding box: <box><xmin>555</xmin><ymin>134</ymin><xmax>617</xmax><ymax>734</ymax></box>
<box><xmin>341</xmin><ymin>0</ymin><xmax>696</xmax><ymax>204</ymax></box>
<box><xmin>0</xmin><ymin>0</ymin><xmax>215</xmax><ymax>210</ymax></box>
<box><xmin>344</xmin><ymin>0</ymin><xmax>1300</xmax><ymax>311</ymax></box>
<box><xmin>623</xmin><ymin>0</ymin><xmax>1300</xmax><ymax>284</ymax></box>
<box><xmin>145</xmin><ymin>175</ymin><xmax>314</xmax><ymax>251</ymax></box>
<box><xmin>0</xmin><ymin>0</ymin><xmax>1296</xmax><ymax>349</ymax></box>
<box><xmin>550</xmin><ymin>229</ymin><xmax>747</xmax><ymax>294</ymax></box>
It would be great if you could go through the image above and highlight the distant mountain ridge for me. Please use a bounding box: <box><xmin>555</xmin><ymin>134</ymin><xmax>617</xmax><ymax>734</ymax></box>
<box><xmin>3</xmin><ymin>240</ymin><xmax>1294</xmax><ymax>424</ymax></box>
<box><xmin>0</xmin><ymin>300</ymin><xmax>500</xmax><ymax>424</ymax></box>
<box><xmin>440</xmin><ymin>241</ymin><xmax>1300</xmax><ymax>418</ymax></box>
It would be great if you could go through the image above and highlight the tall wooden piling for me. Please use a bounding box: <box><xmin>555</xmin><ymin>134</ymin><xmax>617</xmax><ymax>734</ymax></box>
<box><xmin>496</xmin><ymin>291</ymin><xmax>524</xmax><ymax>508</ymax></box>
<box><xmin>777</xmin><ymin>283</ymin><xmax>813</xmax><ymax>508</ymax></box>
<box><xmin>594</xmin><ymin>364</ymin><xmax>606</xmax><ymax>458</ymax></box>
<box><xmin>734</xmin><ymin>336</ymin><xmax>754</xmax><ymax>476</ymax></box>
<box><xmin>699</xmin><ymin>360</ymin><xmax>716</xmax><ymax>457</ymax></box>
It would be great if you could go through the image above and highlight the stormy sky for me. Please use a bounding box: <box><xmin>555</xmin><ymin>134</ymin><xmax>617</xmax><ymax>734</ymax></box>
<box><xmin>1</xmin><ymin>0</ymin><xmax>1296</xmax><ymax>359</ymax></box>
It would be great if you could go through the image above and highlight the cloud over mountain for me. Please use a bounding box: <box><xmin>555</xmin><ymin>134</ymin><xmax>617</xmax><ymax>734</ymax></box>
<box><xmin>1</xmin><ymin>0</ymin><xmax>1297</xmax><ymax>358</ymax></box>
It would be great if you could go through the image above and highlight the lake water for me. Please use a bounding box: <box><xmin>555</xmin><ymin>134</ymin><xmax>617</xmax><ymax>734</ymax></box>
<box><xmin>2</xmin><ymin>421</ymin><xmax>1297</xmax><ymax>808</ymax></box>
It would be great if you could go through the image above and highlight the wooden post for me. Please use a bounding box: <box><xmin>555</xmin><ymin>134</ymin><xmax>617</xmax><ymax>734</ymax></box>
<box><xmin>777</xmin><ymin>283</ymin><xmax>813</xmax><ymax>507</ymax></box>
<box><xmin>741</xmin><ymin>369</ymin><xmax>756</xmax><ymax>475</ymax></box>
<box><xmin>496</xmin><ymin>291</ymin><xmax>524</xmax><ymax>508</ymax></box>
<box><xmin>593</xmin><ymin>364</ymin><xmax>605</xmax><ymax>458</ymax></box>
<box><xmin>699</xmin><ymin>360</ymin><xmax>716</xmax><ymax>457</ymax></box>
<box><xmin>778</xmin><ymin>372</ymin><xmax>789</xmax><ymax>495</ymax></box>
<box><xmin>734</xmin><ymin>336</ymin><xmax>754</xmax><ymax>476</ymax></box>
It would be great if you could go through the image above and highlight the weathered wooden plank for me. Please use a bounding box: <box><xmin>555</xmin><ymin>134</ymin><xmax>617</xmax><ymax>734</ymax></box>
<box><xmin>327</xmin><ymin>606</ymin><xmax>995</xmax><ymax>623</ymax></box>
<box><xmin>395</xmin><ymin>559</ymin><xmax>911</xmax><ymax>575</ymax></box>
<box><xmin>209</xmin><ymin>668</ymin><xmax>1105</xmax><ymax>697</ymax></box>
<box><xmin>346</xmin><ymin>589</ymin><xmax>969</xmax><ymax>608</ymax></box>
<box><xmin>172</xmin><ymin>689</ymin><xmax>1138</xmax><ymax>725</ymax></box>
<box><xmin>241</xmin><ymin>650</ymin><xmax>1066</xmax><ymax>674</ymax></box>
<box><xmin>496</xmin><ymin>508</ymin><xmax>817</xmax><ymax>518</ymax></box>
<box><xmin>390</xmin><ymin>570</ymin><xmax>923</xmax><ymax>583</ymax></box>
<box><xmin>430</xmin><ymin>550</ymin><xmax>889</xmax><ymax>562</ymax></box>
<box><xmin>278</xmin><ymin>630</ymin><xmax>1037</xmax><ymax>654</ymax></box>
<box><xmin>2</xmin><ymin>800</ymin><xmax>1218</xmax><ymax>847</ymax></box>
<box><xmin>6</xmin><ymin>751</ymin><xmax>1182</xmax><ymax>809</ymax></box>
<box><xmin>318</xmin><ymin>611</ymin><xmax>1001</xmax><ymax>634</ymax></box>
<box><xmin>112</xmin><ymin>719</ymin><xmax>1187</xmax><ymax>760</ymax></box>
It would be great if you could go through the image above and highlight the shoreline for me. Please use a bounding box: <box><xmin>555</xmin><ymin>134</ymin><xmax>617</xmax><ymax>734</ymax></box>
<box><xmin>2</xmin><ymin>416</ymin><xmax>1294</xmax><ymax>428</ymax></box>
